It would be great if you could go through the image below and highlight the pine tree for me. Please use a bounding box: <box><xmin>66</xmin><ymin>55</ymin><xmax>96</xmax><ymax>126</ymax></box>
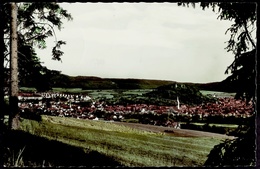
<box><xmin>1</xmin><ymin>2</ymin><xmax>72</xmax><ymax>129</ymax></box>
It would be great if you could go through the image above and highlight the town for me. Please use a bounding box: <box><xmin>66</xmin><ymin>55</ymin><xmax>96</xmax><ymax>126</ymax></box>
<box><xmin>17</xmin><ymin>91</ymin><xmax>254</xmax><ymax>128</ymax></box>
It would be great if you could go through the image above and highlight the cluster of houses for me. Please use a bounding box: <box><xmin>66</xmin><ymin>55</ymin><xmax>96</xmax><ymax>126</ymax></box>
<box><xmin>176</xmin><ymin>97</ymin><xmax>254</xmax><ymax>118</ymax></box>
<box><xmin>17</xmin><ymin>92</ymin><xmax>255</xmax><ymax>127</ymax></box>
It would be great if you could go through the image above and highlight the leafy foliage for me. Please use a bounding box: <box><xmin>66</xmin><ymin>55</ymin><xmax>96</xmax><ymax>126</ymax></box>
<box><xmin>223</xmin><ymin>49</ymin><xmax>255</xmax><ymax>101</ymax></box>
<box><xmin>178</xmin><ymin>2</ymin><xmax>256</xmax><ymax>102</ymax></box>
<box><xmin>3</xmin><ymin>2</ymin><xmax>72</xmax><ymax>92</ymax></box>
<box><xmin>204</xmin><ymin>115</ymin><xmax>256</xmax><ymax>167</ymax></box>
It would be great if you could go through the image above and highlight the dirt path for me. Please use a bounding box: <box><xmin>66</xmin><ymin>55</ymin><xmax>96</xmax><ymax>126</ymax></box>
<box><xmin>113</xmin><ymin>121</ymin><xmax>236</xmax><ymax>139</ymax></box>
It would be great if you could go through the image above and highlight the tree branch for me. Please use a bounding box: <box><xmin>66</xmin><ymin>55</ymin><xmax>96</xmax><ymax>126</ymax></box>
<box><xmin>243</xmin><ymin>22</ymin><xmax>256</xmax><ymax>49</ymax></box>
<box><xmin>25</xmin><ymin>22</ymin><xmax>57</xmax><ymax>43</ymax></box>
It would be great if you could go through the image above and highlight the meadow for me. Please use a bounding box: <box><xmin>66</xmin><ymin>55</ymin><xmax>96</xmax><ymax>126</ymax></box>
<box><xmin>200</xmin><ymin>90</ymin><xmax>236</xmax><ymax>98</ymax></box>
<box><xmin>20</xmin><ymin>87</ymin><xmax>235</xmax><ymax>99</ymax></box>
<box><xmin>18</xmin><ymin>115</ymin><xmax>224</xmax><ymax>167</ymax></box>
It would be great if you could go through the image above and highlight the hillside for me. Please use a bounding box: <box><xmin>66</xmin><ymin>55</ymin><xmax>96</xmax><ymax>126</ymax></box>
<box><xmin>20</xmin><ymin>72</ymin><xmax>236</xmax><ymax>92</ymax></box>
<box><xmin>145</xmin><ymin>83</ymin><xmax>215</xmax><ymax>105</ymax></box>
<box><xmin>10</xmin><ymin>115</ymin><xmax>223</xmax><ymax>167</ymax></box>
<box><xmin>47</xmin><ymin>74</ymin><xmax>177</xmax><ymax>89</ymax></box>
<box><xmin>48</xmin><ymin>74</ymin><xmax>233</xmax><ymax>91</ymax></box>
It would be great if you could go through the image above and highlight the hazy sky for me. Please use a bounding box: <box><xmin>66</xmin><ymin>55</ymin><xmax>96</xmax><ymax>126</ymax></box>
<box><xmin>36</xmin><ymin>2</ymin><xmax>234</xmax><ymax>83</ymax></box>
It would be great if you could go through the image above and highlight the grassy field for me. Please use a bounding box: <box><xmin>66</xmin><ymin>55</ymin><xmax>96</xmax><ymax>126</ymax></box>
<box><xmin>200</xmin><ymin>90</ymin><xmax>236</xmax><ymax>98</ymax></box>
<box><xmin>18</xmin><ymin>115</ymin><xmax>223</xmax><ymax>167</ymax></box>
<box><xmin>189</xmin><ymin>122</ymin><xmax>238</xmax><ymax>128</ymax></box>
<box><xmin>20</xmin><ymin>87</ymin><xmax>235</xmax><ymax>97</ymax></box>
<box><xmin>19</xmin><ymin>87</ymin><xmax>37</xmax><ymax>92</ymax></box>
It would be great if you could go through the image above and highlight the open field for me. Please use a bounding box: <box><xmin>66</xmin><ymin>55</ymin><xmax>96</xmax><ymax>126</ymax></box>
<box><xmin>18</xmin><ymin>115</ymin><xmax>228</xmax><ymax>167</ymax></box>
<box><xmin>112</xmin><ymin>121</ymin><xmax>235</xmax><ymax>139</ymax></box>
<box><xmin>20</xmin><ymin>87</ymin><xmax>235</xmax><ymax>98</ymax></box>
<box><xmin>200</xmin><ymin>90</ymin><xmax>236</xmax><ymax>98</ymax></box>
<box><xmin>188</xmin><ymin>122</ymin><xmax>238</xmax><ymax>128</ymax></box>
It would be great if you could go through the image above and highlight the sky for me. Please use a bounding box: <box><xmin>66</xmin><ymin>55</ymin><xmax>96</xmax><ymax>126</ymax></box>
<box><xmin>35</xmin><ymin>2</ymin><xmax>234</xmax><ymax>83</ymax></box>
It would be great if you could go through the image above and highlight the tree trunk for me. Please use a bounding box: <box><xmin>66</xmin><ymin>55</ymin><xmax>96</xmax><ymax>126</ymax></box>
<box><xmin>9</xmin><ymin>3</ymin><xmax>19</xmax><ymax>130</ymax></box>
<box><xmin>0</xmin><ymin>2</ymin><xmax>6</xmax><ymax>167</ymax></box>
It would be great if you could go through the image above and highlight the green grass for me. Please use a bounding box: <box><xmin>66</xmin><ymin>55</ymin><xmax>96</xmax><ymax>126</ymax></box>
<box><xmin>19</xmin><ymin>87</ymin><xmax>37</xmax><ymax>92</ymax></box>
<box><xmin>200</xmin><ymin>90</ymin><xmax>236</xmax><ymax>98</ymax></box>
<box><xmin>121</xmin><ymin>118</ymin><xmax>139</xmax><ymax>123</ymax></box>
<box><xmin>122</xmin><ymin>89</ymin><xmax>152</xmax><ymax>95</ymax></box>
<box><xmin>19</xmin><ymin>87</ymin><xmax>236</xmax><ymax>100</ymax></box>
<box><xmin>190</xmin><ymin>122</ymin><xmax>238</xmax><ymax>128</ymax></box>
<box><xmin>87</xmin><ymin>90</ymin><xmax>116</xmax><ymax>99</ymax></box>
<box><xmin>52</xmin><ymin>88</ymin><xmax>88</xmax><ymax>93</ymax></box>
<box><xmin>19</xmin><ymin>115</ymin><xmax>223</xmax><ymax>167</ymax></box>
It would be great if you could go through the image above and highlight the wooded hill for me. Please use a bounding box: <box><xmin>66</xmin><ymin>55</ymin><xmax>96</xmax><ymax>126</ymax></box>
<box><xmin>21</xmin><ymin>73</ymin><xmax>237</xmax><ymax>92</ymax></box>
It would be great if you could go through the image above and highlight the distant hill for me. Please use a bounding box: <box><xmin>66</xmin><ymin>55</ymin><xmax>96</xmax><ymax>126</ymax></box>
<box><xmin>106</xmin><ymin>78</ymin><xmax>176</xmax><ymax>89</ymax></box>
<box><xmin>49</xmin><ymin>74</ymin><xmax>176</xmax><ymax>89</ymax></box>
<box><xmin>193</xmin><ymin>80</ymin><xmax>238</xmax><ymax>93</ymax></box>
<box><xmin>22</xmin><ymin>72</ymin><xmax>236</xmax><ymax>92</ymax></box>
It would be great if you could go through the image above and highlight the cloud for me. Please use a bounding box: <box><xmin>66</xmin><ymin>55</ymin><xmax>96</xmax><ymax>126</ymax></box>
<box><xmin>37</xmin><ymin>3</ymin><xmax>234</xmax><ymax>83</ymax></box>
